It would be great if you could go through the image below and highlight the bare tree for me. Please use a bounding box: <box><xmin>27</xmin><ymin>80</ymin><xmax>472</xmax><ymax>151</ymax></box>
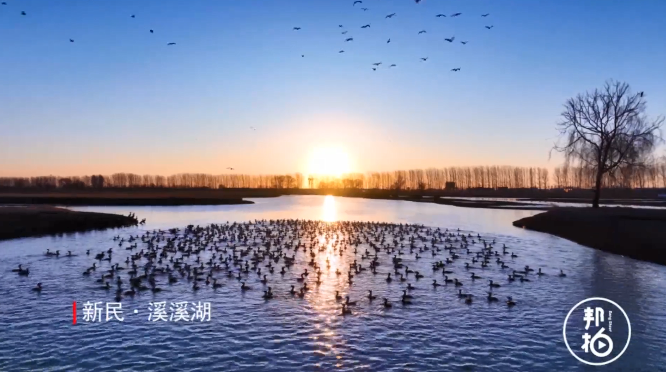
<box><xmin>554</xmin><ymin>80</ymin><xmax>663</xmax><ymax>207</ymax></box>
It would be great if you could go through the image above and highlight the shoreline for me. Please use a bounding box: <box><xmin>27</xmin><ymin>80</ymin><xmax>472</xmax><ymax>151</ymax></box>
<box><xmin>513</xmin><ymin>207</ymin><xmax>666</xmax><ymax>266</ymax></box>
<box><xmin>0</xmin><ymin>206</ymin><xmax>139</xmax><ymax>241</ymax></box>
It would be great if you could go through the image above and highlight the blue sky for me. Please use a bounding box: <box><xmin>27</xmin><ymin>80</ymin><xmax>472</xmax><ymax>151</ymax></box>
<box><xmin>1</xmin><ymin>0</ymin><xmax>665</xmax><ymax>177</ymax></box>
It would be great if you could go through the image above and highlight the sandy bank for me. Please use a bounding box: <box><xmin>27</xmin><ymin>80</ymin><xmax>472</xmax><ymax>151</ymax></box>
<box><xmin>513</xmin><ymin>208</ymin><xmax>666</xmax><ymax>265</ymax></box>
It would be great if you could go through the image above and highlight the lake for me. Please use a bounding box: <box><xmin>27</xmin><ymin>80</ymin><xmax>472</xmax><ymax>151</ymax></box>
<box><xmin>1</xmin><ymin>195</ymin><xmax>664</xmax><ymax>371</ymax></box>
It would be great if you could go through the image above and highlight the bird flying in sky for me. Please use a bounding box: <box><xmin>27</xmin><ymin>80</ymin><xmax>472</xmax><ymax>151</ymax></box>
<box><xmin>482</xmin><ymin>13</ymin><xmax>490</xmax><ymax>17</ymax></box>
<box><xmin>293</xmin><ymin>27</ymin><xmax>301</xmax><ymax>30</ymax></box>
<box><xmin>451</xmin><ymin>13</ymin><xmax>461</xmax><ymax>17</ymax></box>
<box><xmin>444</xmin><ymin>37</ymin><xmax>455</xmax><ymax>42</ymax></box>
<box><xmin>361</xmin><ymin>24</ymin><xmax>370</xmax><ymax>28</ymax></box>
<box><xmin>345</xmin><ymin>38</ymin><xmax>353</xmax><ymax>42</ymax></box>
<box><xmin>353</xmin><ymin>0</ymin><xmax>362</xmax><ymax>5</ymax></box>
<box><xmin>386</xmin><ymin>13</ymin><xmax>396</xmax><ymax>19</ymax></box>
<box><xmin>418</xmin><ymin>30</ymin><xmax>426</xmax><ymax>34</ymax></box>
<box><xmin>485</xmin><ymin>25</ymin><xmax>494</xmax><ymax>29</ymax></box>
<box><xmin>167</xmin><ymin>42</ymin><xmax>176</xmax><ymax>45</ymax></box>
<box><xmin>421</xmin><ymin>57</ymin><xmax>428</xmax><ymax>61</ymax></box>
<box><xmin>436</xmin><ymin>14</ymin><xmax>446</xmax><ymax>18</ymax></box>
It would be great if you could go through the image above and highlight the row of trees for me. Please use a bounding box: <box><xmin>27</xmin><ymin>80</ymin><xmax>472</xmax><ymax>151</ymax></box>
<box><xmin>312</xmin><ymin>166</ymin><xmax>551</xmax><ymax>190</ymax></box>
<box><xmin>0</xmin><ymin>173</ymin><xmax>304</xmax><ymax>189</ymax></box>
<box><xmin>552</xmin><ymin>160</ymin><xmax>666</xmax><ymax>189</ymax></box>
<box><xmin>2</xmin><ymin>161</ymin><xmax>666</xmax><ymax>190</ymax></box>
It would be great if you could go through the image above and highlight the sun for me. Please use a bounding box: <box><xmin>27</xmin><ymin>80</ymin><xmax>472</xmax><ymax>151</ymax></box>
<box><xmin>307</xmin><ymin>147</ymin><xmax>351</xmax><ymax>177</ymax></box>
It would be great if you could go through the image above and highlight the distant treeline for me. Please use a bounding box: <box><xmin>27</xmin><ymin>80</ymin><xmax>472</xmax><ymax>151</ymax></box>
<box><xmin>552</xmin><ymin>161</ymin><xmax>666</xmax><ymax>189</ymax></box>
<box><xmin>1</xmin><ymin>162</ymin><xmax>665</xmax><ymax>190</ymax></box>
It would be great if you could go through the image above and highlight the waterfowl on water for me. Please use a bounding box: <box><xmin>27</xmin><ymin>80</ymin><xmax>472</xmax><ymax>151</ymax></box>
<box><xmin>401</xmin><ymin>290</ymin><xmax>413</xmax><ymax>299</ymax></box>
<box><xmin>506</xmin><ymin>296</ymin><xmax>516</xmax><ymax>306</ymax></box>
<box><xmin>386</xmin><ymin>273</ymin><xmax>392</xmax><ymax>282</ymax></box>
<box><xmin>486</xmin><ymin>292</ymin><xmax>498</xmax><ymax>302</ymax></box>
<box><xmin>212</xmin><ymin>279</ymin><xmax>222</xmax><ymax>288</ymax></box>
<box><xmin>454</xmin><ymin>278</ymin><xmax>463</xmax><ymax>286</ymax></box>
<box><xmin>32</xmin><ymin>283</ymin><xmax>42</xmax><ymax>292</ymax></box>
<box><xmin>263</xmin><ymin>287</ymin><xmax>274</xmax><ymax>299</ymax></box>
<box><xmin>406</xmin><ymin>283</ymin><xmax>416</xmax><ymax>291</ymax></box>
<box><xmin>559</xmin><ymin>270</ymin><xmax>566</xmax><ymax>277</ymax></box>
<box><xmin>289</xmin><ymin>285</ymin><xmax>296</xmax><ymax>295</ymax></box>
<box><xmin>367</xmin><ymin>290</ymin><xmax>377</xmax><ymax>301</ymax></box>
<box><xmin>471</xmin><ymin>273</ymin><xmax>481</xmax><ymax>280</ymax></box>
<box><xmin>11</xmin><ymin>264</ymin><xmax>23</xmax><ymax>272</ymax></box>
<box><xmin>432</xmin><ymin>280</ymin><xmax>442</xmax><ymax>287</ymax></box>
<box><xmin>241</xmin><ymin>282</ymin><xmax>251</xmax><ymax>291</ymax></box>
<box><xmin>443</xmin><ymin>275</ymin><xmax>453</xmax><ymax>283</ymax></box>
<box><xmin>341</xmin><ymin>304</ymin><xmax>352</xmax><ymax>315</ymax></box>
<box><xmin>345</xmin><ymin>296</ymin><xmax>357</xmax><ymax>306</ymax></box>
<box><xmin>537</xmin><ymin>268</ymin><xmax>545</xmax><ymax>276</ymax></box>
<box><xmin>18</xmin><ymin>268</ymin><xmax>30</xmax><ymax>276</ymax></box>
<box><xmin>488</xmin><ymin>280</ymin><xmax>500</xmax><ymax>288</ymax></box>
<box><xmin>383</xmin><ymin>298</ymin><xmax>392</xmax><ymax>308</ymax></box>
<box><xmin>464</xmin><ymin>294</ymin><xmax>473</xmax><ymax>304</ymax></box>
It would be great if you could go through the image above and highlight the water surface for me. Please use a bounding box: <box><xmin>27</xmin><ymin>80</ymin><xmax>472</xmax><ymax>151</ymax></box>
<box><xmin>1</xmin><ymin>196</ymin><xmax>664</xmax><ymax>371</ymax></box>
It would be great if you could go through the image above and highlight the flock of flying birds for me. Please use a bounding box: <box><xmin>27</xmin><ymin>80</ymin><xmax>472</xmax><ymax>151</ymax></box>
<box><xmin>3</xmin><ymin>0</ymin><xmax>494</xmax><ymax>71</ymax></box>
<box><xmin>293</xmin><ymin>0</ymin><xmax>495</xmax><ymax>72</ymax></box>
<box><xmin>1</xmin><ymin>3</ymin><xmax>178</xmax><ymax>46</ymax></box>
<box><xmin>13</xmin><ymin>220</ymin><xmax>568</xmax><ymax>317</ymax></box>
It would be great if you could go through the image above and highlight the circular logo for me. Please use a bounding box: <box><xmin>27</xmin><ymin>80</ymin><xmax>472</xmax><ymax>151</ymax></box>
<box><xmin>562</xmin><ymin>297</ymin><xmax>631</xmax><ymax>366</ymax></box>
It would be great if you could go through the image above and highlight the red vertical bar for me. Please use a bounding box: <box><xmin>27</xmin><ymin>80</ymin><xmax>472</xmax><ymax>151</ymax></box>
<box><xmin>73</xmin><ymin>301</ymin><xmax>77</xmax><ymax>324</ymax></box>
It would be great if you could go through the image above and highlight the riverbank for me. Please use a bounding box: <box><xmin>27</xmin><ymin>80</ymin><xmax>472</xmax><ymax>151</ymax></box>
<box><xmin>0</xmin><ymin>206</ymin><xmax>139</xmax><ymax>241</ymax></box>
<box><xmin>1</xmin><ymin>188</ymin><xmax>664</xmax><ymax>209</ymax></box>
<box><xmin>387</xmin><ymin>196</ymin><xmax>550</xmax><ymax>210</ymax></box>
<box><xmin>513</xmin><ymin>208</ymin><xmax>666</xmax><ymax>266</ymax></box>
<box><xmin>0</xmin><ymin>190</ymin><xmax>254</xmax><ymax>206</ymax></box>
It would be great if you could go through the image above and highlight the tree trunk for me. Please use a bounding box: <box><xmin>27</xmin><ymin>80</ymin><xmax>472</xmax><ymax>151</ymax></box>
<box><xmin>592</xmin><ymin>168</ymin><xmax>603</xmax><ymax>208</ymax></box>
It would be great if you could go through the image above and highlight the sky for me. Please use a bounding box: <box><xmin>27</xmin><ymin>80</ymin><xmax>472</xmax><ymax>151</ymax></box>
<box><xmin>1</xmin><ymin>0</ymin><xmax>665</xmax><ymax>178</ymax></box>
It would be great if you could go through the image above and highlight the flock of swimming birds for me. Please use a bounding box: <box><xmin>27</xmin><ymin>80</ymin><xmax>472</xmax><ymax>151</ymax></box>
<box><xmin>293</xmin><ymin>0</ymin><xmax>495</xmax><ymax>72</ymax></box>
<box><xmin>12</xmin><ymin>219</ymin><xmax>568</xmax><ymax>317</ymax></box>
<box><xmin>3</xmin><ymin>0</ymin><xmax>493</xmax><ymax>73</ymax></box>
